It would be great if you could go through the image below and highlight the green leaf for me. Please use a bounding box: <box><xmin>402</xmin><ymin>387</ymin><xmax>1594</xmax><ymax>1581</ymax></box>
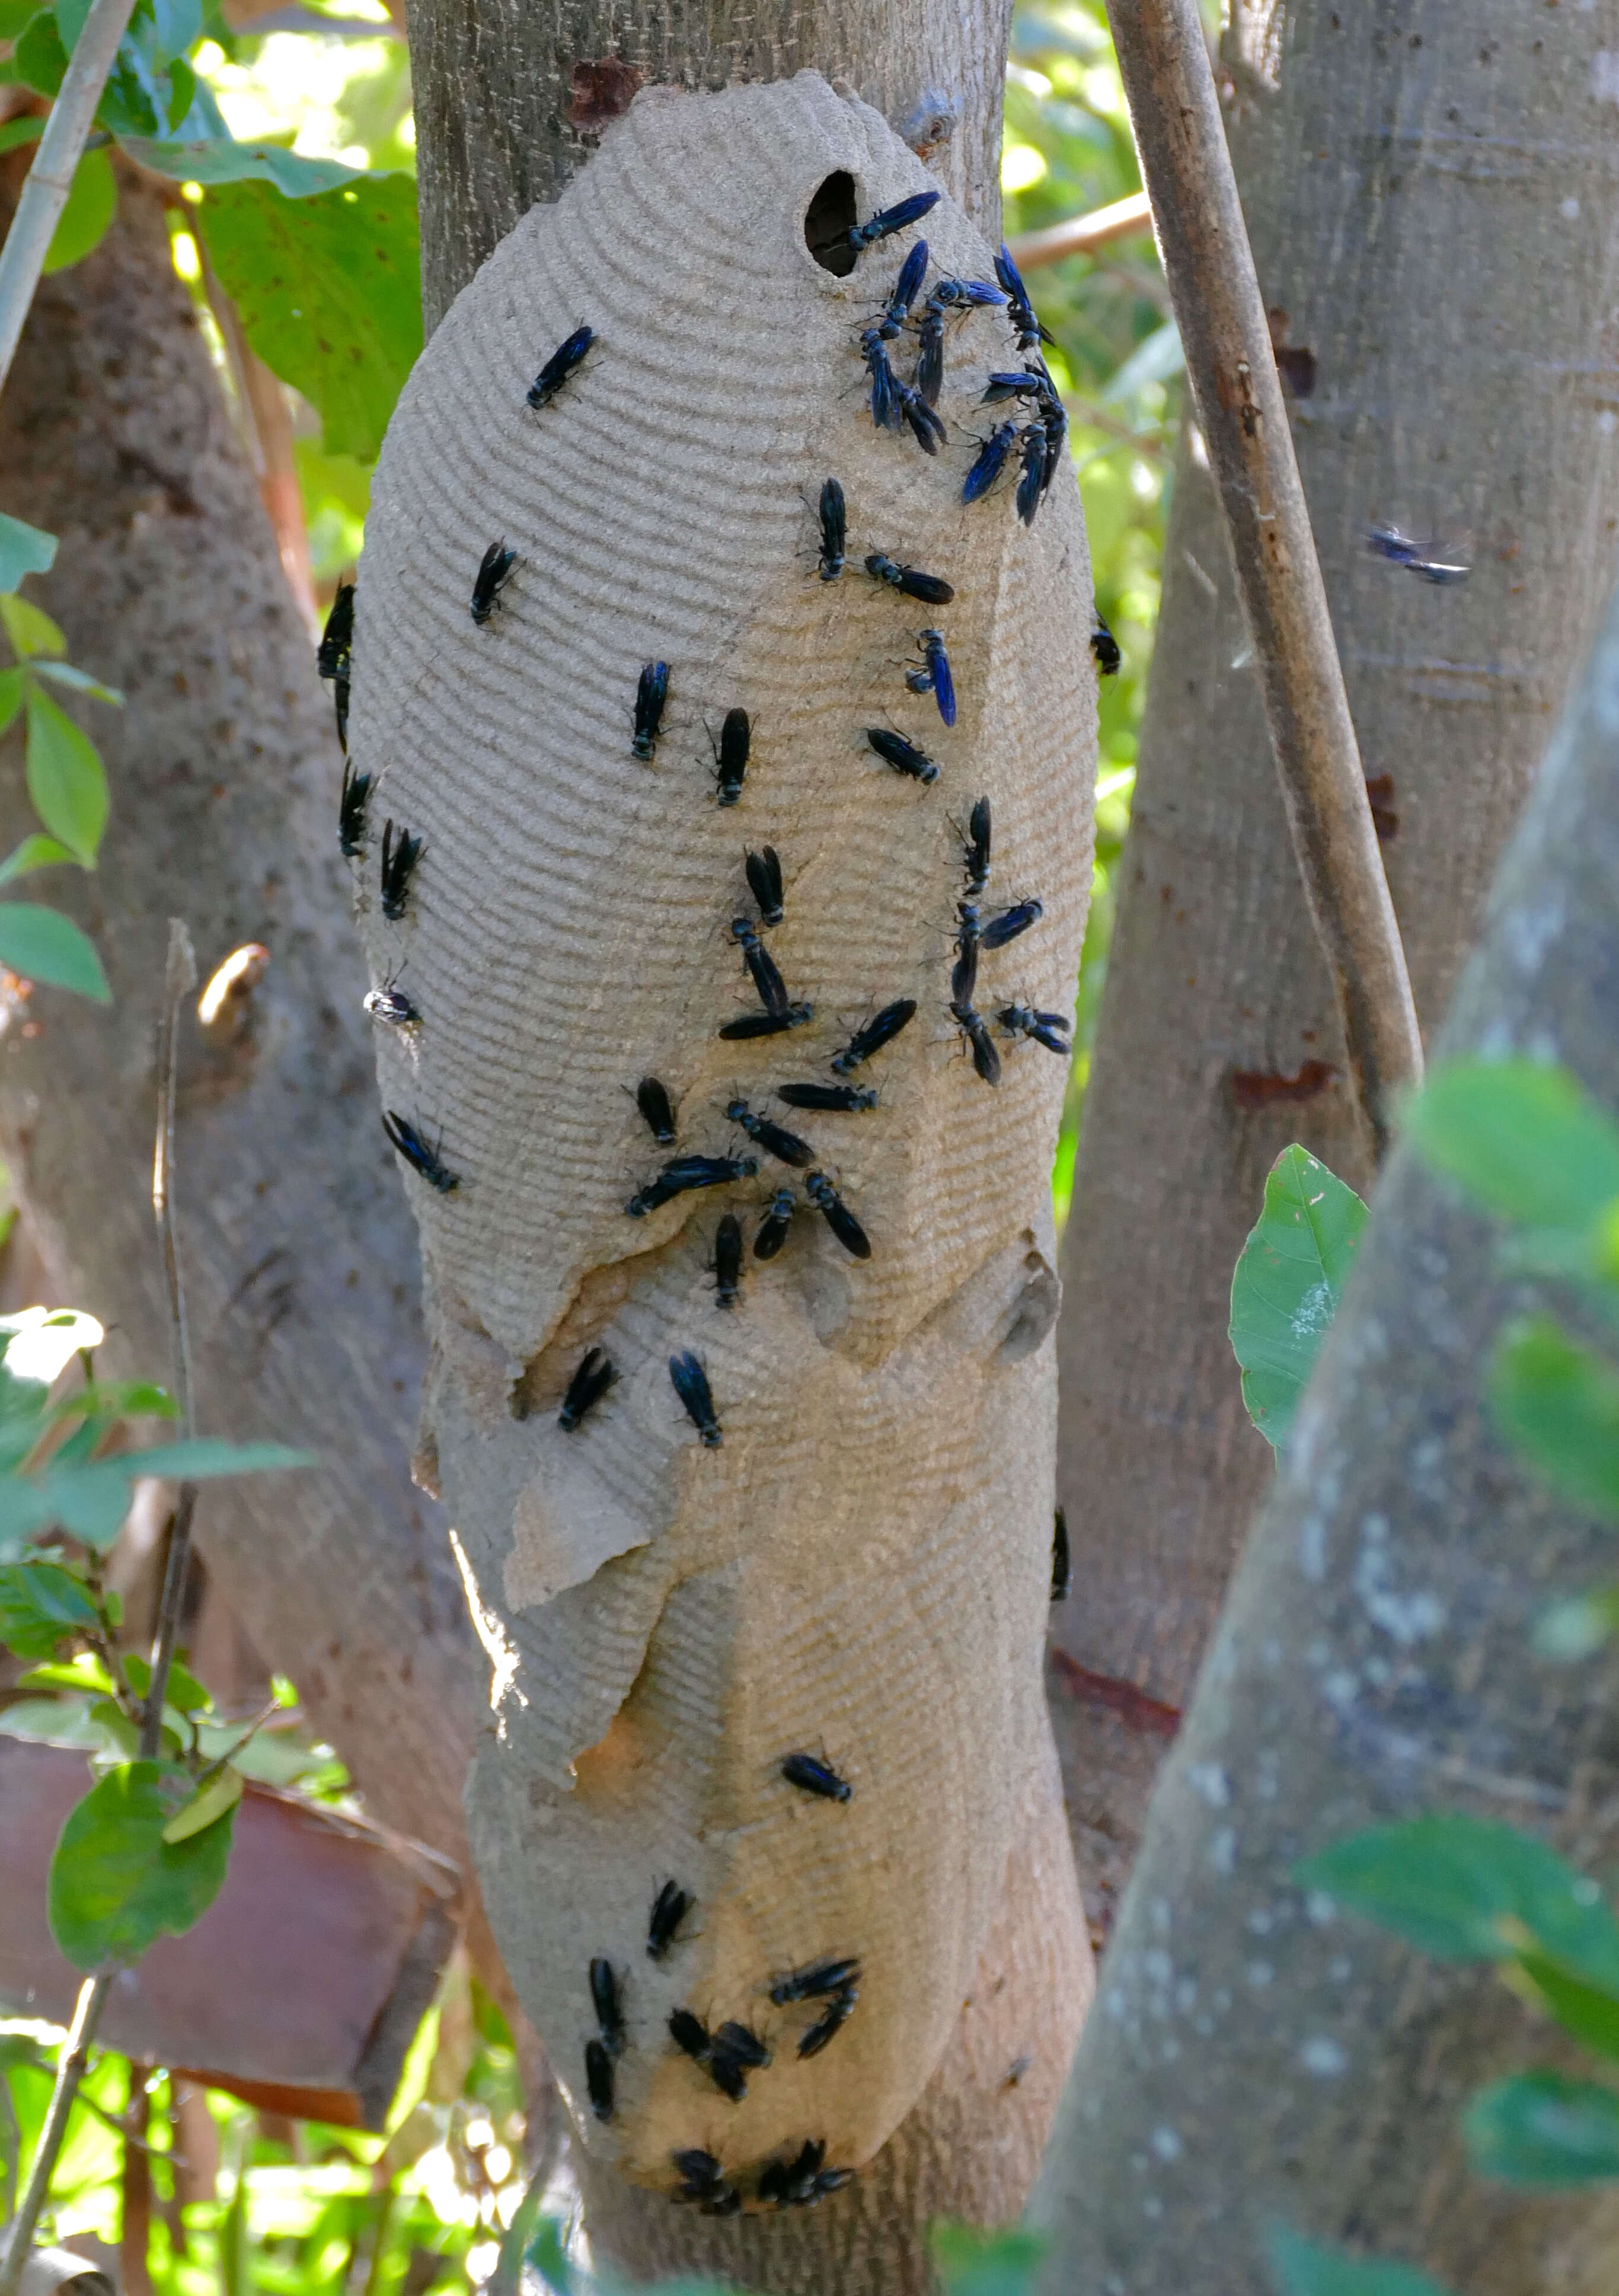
<box><xmin>48</xmin><ymin>1378</ymin><xmax>177</xmax><ymax>1426</ymax></box>
<box><xmin>197</xmin><ymin>174</ymin><xmax>422</xmax><ymax>460</ymax></box>
<box><xmin>1535</xmin><ymin>1584</ymin><xmax>1619</xmax><ymax>1663</ymax></box>
<box><xmin>0</xmin><ymin>834</ymin><xmax>74</xmax><ymax>885</ymax></box>
<box><xmin>0</xmin><ymin>666</ymin><xmax>24</xmax><ymax>736</ymax></box>
<box><xmin>33</xmin><ymin>658</ymin><xmax>123</xmax><ymax>706</ymax></box>
<box><xmin>125</xmin><ymin>1649</ymin><xmax>212</xmax><ymax>1714</ymax></box>
<box><xmin>149</xmin><ymin>0</ymin><xmax>200</xmax><ymax>62</ymax></box>
<box><xmin>1267</xmin><ymin>2226</ymin><xmax>1455</xmax><ymax>2296</ymax></box>
<box><xmin>0</xmin><ymin>1305</ymin><xmax>103</xmax><ymax>1401</ymax></box>
<box><xmin>1408</xmin><ymin>1060</ymin><xmax>1619</xmax><ymax>1235</ymax></box>
<box><xmin>1295</xmin><ymin>1813</ymin><xmax>1619</xmax><ymax>1990</ymax></box>
<box><xmin>24</xmin><ymin>1437</ymin><xmax>314</xmax><ymax>1552</ymax></box>
<box><xmin>12</xmin><ymin>9</ymin><xmax>66</xmax><ymax>96</ymax></box>
<box><xmin>0</xmin><ymin>11</ymin><xmax>44</xmax><ymax>56</ymax></box>
<box><xmin>47</xmin><ymin>1758</ymin><xmax>234</xmax><ymax>1968</ymax></box>
<box><xmin>15</xmin><ymin>1652</ymin><xmax>112</xmax><ymax>1698</ymax></box>
<box><xmin>25</xmin><ymin>687</ymin><xmax>107</xmax><ymax>860</ymax></box>
<box><xmin>162</xmin><ymin>1762</ymin><xmax>241</xmax><ymax>1843</ymax></box>
<box><xmin>1490</xmin><ymin>1318</ymin><xmax>1619</xmax><ymax>1520</ymax></box>
<box><xmin>1515</xmin><ymin>1950</ymin><xmax>1619</xmax><ymax>2063</ymax></box>
<box><xmin>0</xmin><ymin>1691</ymin><xmax>117</xmax><ymax>1749</ymax></box>
<box><xmin>1</xmin><ymin>591</ymin><xmax>65</xmax><ymax>656</ymax></box>
<box><xmin>1464</xmin><ymin>2072</ymin><xmax>1619</xmax><ymax>2186</ymax></box>
<box><xmin>931</xmin><ymin>2224</ymin><xmax>1049</xmax><ymax>2296</ymax></box>
<box><xmin>0</xmin><ymin>902</ymin><xmax>110</xmax><ymax>998</ymax></box>
<box><xmin>53</xmin><ymin>0</ymin><xmax>88</xmax><ymax>46</ymax></box>
<box><xmin>119</xmin><ymin>1436</ymin><xmax>315</xmax><ymax>1481</ymax></box>
<box><xmin>41</xmin><ymin>145</ymin><xmax>116</xmax><ymax>275</ymax></box>
<box><xmin>122</xmin><ymin>130</ymin><xmax>359</xmax><ymax>196</ymax></box>
<box><xmin>0</xmin><ymin>1559</ymin><xmax>98</xmax><ymax>1657</ymax></box>
<box><xmin>0</xmin><ymin>512</ymin><xmax>56</xmax><ymax>593</ymax></box>
<box><xmin>1229</xmin><ymin>1144</ymin><xmax>1366</xmax><ymax>1451</ymax></box>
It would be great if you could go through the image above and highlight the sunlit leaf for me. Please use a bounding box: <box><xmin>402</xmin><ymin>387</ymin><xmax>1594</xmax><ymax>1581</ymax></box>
<box><xmin>1</xmin><ymin>592</ymin><xmax>65</xmax><ymax>657</ymax></box>
<box><xmin>1229</xmin><ymin>1145</ymin><xmax>1366</xmax><ymax>1450</ymax></box>
<box><xmin>33</xmin><ymin>658</ymin><xmax>124</xmax><ymax>705</ymax></box>
<box><xmin>48</xmin><ymin>1758</ymin><xmax>234</xmax><ymax>1968</ymax></box>
<box><xmin>0</xmin><ymin>1558</ymin><xmax>99</xmax><ymax>1657</ymax></box>
<box><xmin>24</xmin><ymin>686</ymin><xmax>107</xmax><ymax>860</ymax></box>
<box><xmin>41</xmin><ymin>146</ymin><xmax>116</xmax><ymax>275</ymax></box>
<box><xmin>120</xmin><ymin>131</ymin><xmax>360</xmax><ymax>196</ymax></box>
<box><xmin>0</xmin><ymin>834</ymin><xmax>75</xmax><ymax>885</ymax></box>
<box><xmin>1267</xmin><ymin>2225</ymin><xmax>1455</xmax><ymax>2296</ymax></box>
<box><xmin>1295</xmin><ymin>1813</ymin><xmax>1619</xmax><ymax>1990</ymax></box>
<box><xmin>162</xmin><ymin>1762</ymin><xmax>242</xmax><ymax>1843</ymax></box>
<box><xmin>126</xmin><ymin>1648</ymin><xmax>212</xmax><ymax>1714</ymax></box>
<box><xmin>0</xmin><ymin>903</ymin><xmax>108</xmax><ymax>997</ymax></box>
<box><xmin>197</xmin><ymin>173</ymin><xmax>422</xmax><ymax>460</ymax></box>
<box><xmin>1464</xmin><ymin>2072</ymin><xmax>1619</xmax><ymax>2186</ymax></box>
<box><xmin>0</xmin><ymin>514</ymin><xmax>56</xmax><ymax>595</ymax></box>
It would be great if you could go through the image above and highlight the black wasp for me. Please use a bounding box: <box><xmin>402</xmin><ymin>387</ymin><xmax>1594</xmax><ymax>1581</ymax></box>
<box><xmin>759</xmin><ymin>2139</ymin><xmax>852</xmax><ymax>2206</ymax></box>
<box><xmin>317</xmin><ymin>582</ymin><xmax>353</xmax><ymax>681</ymax></box>
<box><xmin>845</xmin><ymin>189</ymin><xmax>938</xmax><ymax>253</ymax></box>
<box><xmin>727</xmin><ymin>1099</ymin><xmax>812</xmax><ymax>1169</ymax></box>
<box><xmin>816</xmin><ymin>479</ymin><xmax>845</xmax><ymax>582</ymax></box>
<box><xmin>782</xmin><ymin>1751</ymin><xmax>852</xmax><ymax>1802</ymax></box>
<box><xmin>1091</xmin><ymin>618</ymin><xmax>1122</xmax><ymax>676</ymax></box>
<box><xmin>963</xmin><ymin>420</ymin><xmax>1018</xmax><ymax>505</ymax></box>
<box><xmin>769</xmin><ymin>1957</ymin><xmax>860</xmax><ymax>2005</ymax></box>
<box><xmin>1052</xmin><ymin>1506</ymin><xmax>1071</xmax><ymax>1602</ymax></box>
<box><xmin>669</xmin><ymin>2007</ymin><xmax>711</xmax><ymax>2064</ymax></box>
<box><xmin>951</xmin><ymin>903</ymin><xmax>981</xmax><ymax>1008</ymax></box>
<box><xmin>364</xmin><ymin>974</ymin><xmax>419</xmax><ymax>1028</ymax></box>
<box><xmin>713</xmin><ymin>1213</ymin><xmax>743</xmax><ymax>1310</ymax></box>
<box><xmin>673</xmin><ymin>2151</ymin><xmax>739</xmax><ymax>2216</ymax></box>
<box><xmin>590</xmin><ymin>1956</ymin><xmax>626</xmax><ymax>2054</ymax></box>
<box><xmin>711</xmin><ymin>707</ymin><xmax>749</xmax><ymax>805</ymax></box>
<box><xmin>470</xmin><ymin>540</ymin><xmax>518</xmax><ymax>626</ymax></box>
<box><xmin>798</xmin><ymin>1990</ymin><xmax>858</xmax><ymax>2061</ymax></box>
<box><xmin>338</xmin><ymin>758</ymin><xmax>372</xmax><ymax>860</ymax></box>
<box><xmin>865</xmin><ymin>553</ymin><xmax>954</xmax><ymax>605</ymax></box>
<box><xmin>982</xmin><ymin>369</ymin><xmax>1049</xmax><ymax>407</ymax></box>
<box><xmin>709</xmin><ymin>2024</ymin><xmax>768</xmax><ymax>2100</ymax></box>
<box><xmin>670</xmin><ymin>1350</ymin><xmax>722</xmax><ymax>1446</ymax></box>
<box><xmin>832</xmin><ymin>998</ymin><xmax>915</xmax><ymax>1073</ymax></box>
<box><xmin>995</xmin><ymin>241</ymin><xmax>1055</xmax><ymax>357</ymax></box>
<box><xmin>379</xmin><ymin>821</ymin><xmax>423</xmax><ymax>921</ymax></box>
<box><xmin>585</xmin><ymin>2039</ymin><xmax>615</xmax><ymax>2122</ymax></box>
<box><xmin>999</xmin><ymin>1003</ymin><xmax>1071</xmax><ymax>1055</ymax></box>
<box><xmin>719</xmin><ymin>1003</ymin><xmax>812</xmax><ymax>1041</ymax></box>
<box><xmin>627</xmin><ymin>1154</ymin><xmax>757</xmax><ymax>1218</ymax></box>
<box><xmin>526</xmin><ymin>323</ymin><xmax>593</xmax><ymax>409</ymax></box>
<box><xmin>732</xmin><ymin>916</ymin><xmax>789</xmax><ymax>1017</ymax></box>
<box><xmin>777</xmin><ymin>1082</ymin><xmax>877</xmax><ymax>1114</ymax></box>
<box><xmin>559</xmin><ymin>1347</ymin><xmax>615</xmax><ymax>1430</ymax></box>
<box><xmin>860</xmin><ymin>327</ymin><xmax>899</xmax><ymax>433</ymax></box>
<box><xmin>905</xmin><ymin>629</ymin><xmax>956</xmax><ymax>726</ymax></box>
<box><xmin>755</xmin><ymin>1187</ymin><xmax>796</xmax><ymax>1260</ymax></box>
<box><xmin>634</xmin><ymin>1075</ymin><xmax>676</xmax><ymax>1144</ymax></box>
<box><xmin>745</xmin><ymin>845</ymin><xmax>783</xmax><ymax>926</ymax></box>
<box><xmin>1016</xmin><ymin>422</ymin><xmax>1048</xmax><ymax>527</ymax></box>
<box><xmin>876</xmin><ymin>239</ymin><xmax>928</xmax><ymax>337</ymax></box>
<box><xmin>633</xmin><ymin>661</ymin><xmax>669</xmax><ymax>761</ymax></box>
<box><xmin>960</xmin><ymin>795</ymin><xmax>991</xmax><ymax>897</ymax></box>
<box><xmin>1368</xmin><ymin>520</ymin><xmax>1470</xmax><ymax>583</ymax></box>
<box><xmin>983</xmin><ymin>899</ymin><xmax>1042</xmax><ymax>949</ymax></box>
<box><xmin>382</xmin><ymin>1111</ymin><xmax>459</xmax><ymax>1192</ymax></box>
<box><xmin>915</xmin><ymin>275</ymin><xmax>1006</xmax><ymax>407</ymax></box>
<box><xmin>648</xmin><ymin>1879</ymin><xmax>692</xmax><ymax>1960</ymax></box>
<box><xmin>332</xmin><ymin>667</ymin><xmax>350</xmax><ymax>755</ymax></box>
<box><xmin>806</xmin><ymin>1171</ymin><xmax>871</xmax><ymax>1261</ymax></box>
<box><xmin>866</xmin><ymin>726</ymin><xmax>937</xmax><ymax>786</ymax></box>
<box><xmin>950</xmin><ymin>1000</ymin><xmax>1001</xmax><ymax>1087</ymax></box>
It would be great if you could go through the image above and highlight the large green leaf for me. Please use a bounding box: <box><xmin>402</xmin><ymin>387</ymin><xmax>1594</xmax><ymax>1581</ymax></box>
<box><xmin>1407</xmin><ymin>1059</ymin><xmax>1619</xmax><ymax>1235</ymax></box>
<box><xmin>197</xmin><ymin>174</ymin><xmax>421</xmax><ymax>460</ymax></box>
<box><xmin>931</xmin><ymin>2225</ymin><xmax>1048</xmax><ymax>2296</ymax></box>
<box><xmin>20</xmin><ymin>1436</ymin><xmax>315</xmax><ymax>1552</ymax></box>
<box><xmin>1490</xmin><ymin>1318</ymin><xmax>1619</xmax><ymax>1520</ymax></box>
<box><xmin>24</xmin><ymin>685</ymin><xmax>107</xmax><ymax>861</ymax></box>
<box><xmin>1515</xmin><ymin>1950</ymin><xmax>1619</xmax><ymax>2063</ymax></box>
<box><xmin>1229</xmin><ymin>1144</ymin><xmax>1366</xmax><ymax>1451</ymax></box>
<box><xmin>121</xmin><ymin>133</ymin><xmax>359</xmax><ymax>196</ymax></box>
<box><xmin>1464</xmin><ymin>2072</ymin><xmax>1619</xmax><ymax>2186</ymax></box>
<box><xmin>1295</xmin><ymin>1813</ymin><xmax>1619</xmax><ymax>1989</ymax></box>
<box><xmin>0</xmin><ymin>1558</ymin><xmax>98</xmax><ymax>1657</ymax></box>
<box><xmin>0</xmin><ymin>513</ymin><xmax>56</xmax><ymax>594</ymax></box>
<box><xmin>48</xmin><ymin>1759</ymin><xmax>234</xmax><ymax>1968</ymax></box>
<box><xmin>41</xmin><ymin>146</ymin><xmax>116</xmax><ymax>275</ymax></box>
<box><xmin>1267</xmin><ymin>2227</ymin><xmax>1455</xmax><ymax>2296</ymax></box>
<box><xmin>0</xmin><ymin>902</ymin><xmax>109</xmax><ymax>999</ymax></box>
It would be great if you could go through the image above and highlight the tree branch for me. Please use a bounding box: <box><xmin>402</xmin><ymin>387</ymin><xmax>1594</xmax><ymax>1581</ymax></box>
<box><xmin>1103</xmin><ymin>0</ymin><xmax>1422</xmax><ymax>1157</ymax></box>
<box><xmin>1005</xmin><ymin>189</ymin><xmax>1152</xmax><ymax>270</ymax></box>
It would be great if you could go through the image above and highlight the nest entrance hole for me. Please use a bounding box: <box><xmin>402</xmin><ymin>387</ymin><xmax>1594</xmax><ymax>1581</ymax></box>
<box><xmin>806</xmin><ymin>171</ymin><xmax>858</xmax><ymax>276</ymax></box>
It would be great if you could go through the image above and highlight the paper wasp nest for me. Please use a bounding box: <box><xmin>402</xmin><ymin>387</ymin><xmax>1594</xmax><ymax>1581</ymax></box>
<box><xmin>352</xmin><ymin>68</ymin><xmax>1097</xmax><ymax>2204</ymax></box>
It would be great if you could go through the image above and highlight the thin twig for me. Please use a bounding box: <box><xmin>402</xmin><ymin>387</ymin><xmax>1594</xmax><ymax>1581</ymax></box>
<box><xmin>145</xmin><ymin>919</ymin><xmax>198</xmax><ymax>1761</ymax></box>
<box><xmin>1007</xmin><ymin>189</ymin><xmax>1154</xmax><ymax>271</ymax></box>
<box><xmin>1103</xmin><ymin>0</ymin><xmax>1423</xmax><ymax>1155</ymax></box>
<box><xmin>0</xmin><ymin>924</ymin><xmax>202</xmax><ymax>2296</ymax></box>
<box><xmin>0</xmin><ymin>0</ymin><xmax>143</xmax><ymax>398</ymax></box>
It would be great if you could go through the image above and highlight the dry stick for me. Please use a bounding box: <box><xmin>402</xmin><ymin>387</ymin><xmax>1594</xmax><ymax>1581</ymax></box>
<box><xmin>1103</xmin><ymin>0</ymin><xmax>1423</xmax><ymax>1155</ymax></box>
<box><xmin>0</xmin><ymin>924</ymin><xmax>200</xmax><ymax>2296</ymax></box>
<box><xmin>0</xmin><ymin>0</ymin><xmax>142</xmax><ymax>398</ymax></box>
<box><xmin>1005</xmin><ymin>188</ymin><xmax>1154</xmax><ymax>270</ymax></box>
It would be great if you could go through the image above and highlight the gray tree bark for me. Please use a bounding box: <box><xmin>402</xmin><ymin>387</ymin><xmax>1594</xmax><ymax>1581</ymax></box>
<box><xmin>0</xmin><ymin>161</ymin><xmax>481</xmax><ymax>1883</ymax></box>
<box><xmin>1032</xmin><ymin>567</ymin><xmax>1619</xmax><ymax>2295</ymax></box>
<box><xmin>1049</xmin><ymin>0</ymin><xmax>1619</xmax><ymax>1935</ymax></box>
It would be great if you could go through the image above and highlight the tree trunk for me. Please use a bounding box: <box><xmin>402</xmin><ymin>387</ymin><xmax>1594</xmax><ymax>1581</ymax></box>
<box><xmin>1033</xmin><ymin>572</ymin><xmax>1619</xmax><ymax>2294</ymax></box>
<box><xmin>373</xmin><ymin>11</ymin><xmax>1093</xmax><ymax>2275</ymax></box>
<box><xmin>0</xmin><ymin>161</ymin><xmax>480</xmax><ymax>1880</ymax></box>
<box><xmin>1049</xmin><ymin>0</ymin><xmax>1619</xmax><ymax>1935</ymax></box>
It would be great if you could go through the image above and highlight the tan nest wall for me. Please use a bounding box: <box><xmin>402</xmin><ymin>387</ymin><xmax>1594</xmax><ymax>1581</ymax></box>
<box><xmin>353</xmin><ymin>69</ymin><xmax>1097</xmax><ymax>2203</ymax></box>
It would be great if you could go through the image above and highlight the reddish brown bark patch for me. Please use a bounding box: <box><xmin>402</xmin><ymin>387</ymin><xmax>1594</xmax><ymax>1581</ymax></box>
<box><xmin>568</xmin><ymin>57</ymin><xmax>643</xmax><ymax>132</ymax></box>
<box><xmin>1230</xmin><ymin>1057</ymin><xmax>1339</xmax><ymax>1109</ymax></box>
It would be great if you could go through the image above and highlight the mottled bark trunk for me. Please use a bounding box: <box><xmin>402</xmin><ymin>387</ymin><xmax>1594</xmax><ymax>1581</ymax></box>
<box><xmin>1049</xmin><ymin>0</ymin><xmax>1619</xmax><ymax>1930</ymax></box>
<box><xmin>1033</xmin><ymin>572</ymin><xmax>1619</xmax><ymax>2295</ymax></box>
<box><xmin>0</xmin><ymin>162</ymin><xmax>480</xmax><ymax>1876</ymax></box>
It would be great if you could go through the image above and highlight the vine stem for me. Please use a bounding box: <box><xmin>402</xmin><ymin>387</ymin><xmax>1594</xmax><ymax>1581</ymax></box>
<box><xmin>1104</xmin><ymin>0</ymin><xmax>1423</xmax><ymax>1155</ymax></box>
<box><xmin>0</xmin><ymin>0</ymin><xmax>142</xmax><ymax>398</ymax></box>
<box><xmin>0</xmin><ymin>923</ymin><xmax>199</xmax><ymax>2294</ymax></box>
